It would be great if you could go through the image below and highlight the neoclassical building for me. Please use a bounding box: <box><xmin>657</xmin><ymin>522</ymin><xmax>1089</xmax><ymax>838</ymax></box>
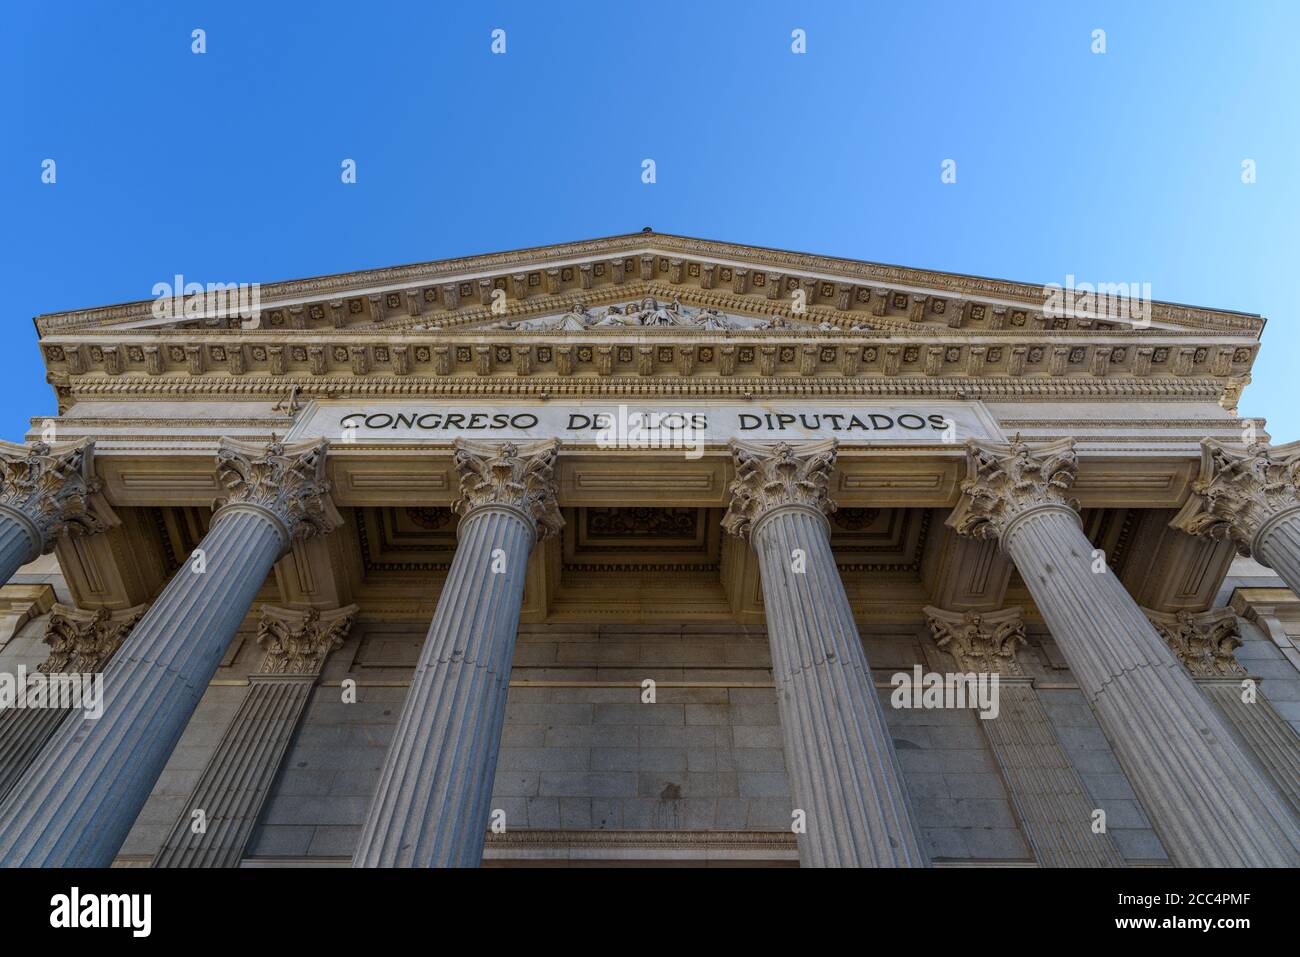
<box><xmin>0</xmin><ymin>231</ymin><xmax>1297</xmax><ymax>868</ymax></box>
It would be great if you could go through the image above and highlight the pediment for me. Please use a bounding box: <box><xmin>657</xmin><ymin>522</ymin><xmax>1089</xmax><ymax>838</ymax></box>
<box><xmin>34</xmin><ymin>231</ymin><xmax>1262</xmax><ymax>338</ymax></box>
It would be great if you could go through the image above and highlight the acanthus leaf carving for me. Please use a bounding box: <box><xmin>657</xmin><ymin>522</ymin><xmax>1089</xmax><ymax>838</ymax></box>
<box><xmin>1143</xmin><ymin>607</ymin><xmax>1245</xmax><ymax>677</ymax></box>
<box><xmin>948</xmin><ymin>434</ymin><xmax>1079</xmax><ymax>541</ymax></box>
<box><xmin>40</xmin><ymin>603</ymin><xmax>149</xmax><ymax>674</ymax></box>
<box><xmin>720</xmin><ymin>438</ymin><xmax>837</xmax><ymax>540</ymax></box>
<box><xmin>1170</xmin><ymin>440</ymin><xmax>1300</xmax><ymax>557</ymax></box>
<box><xmin>923</xmin><ymin>605</ymin><xmax>1026</xmax><ymax>675</ymax></box>
<box><xmin>0</xmin><ymin>439</ymin><xmax>112</xmax><ymax>554</ymax></box>
<box><xmin>214</xmin><ymin>438</ymin><xmax>342</xmax><ymax>544</ymax></box>
<box><xmin>256</xmin><ymin>604</ymin><xmax>358</xmax><ymax>675</ymax></box>
<box><xmin>452</xmin><ymin>438</ymin><xmax>562</xmax><ymax>541</ymax></box>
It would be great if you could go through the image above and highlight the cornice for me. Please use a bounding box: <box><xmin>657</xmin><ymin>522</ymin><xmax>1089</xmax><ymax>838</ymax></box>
<box><xmin>33</xmin><ymin>232</ymin><xmax>1262</xmax><ymax>337</ymax></box>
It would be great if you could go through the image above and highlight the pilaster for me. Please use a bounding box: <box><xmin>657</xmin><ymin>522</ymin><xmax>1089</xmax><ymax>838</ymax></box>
<box><xmin>0</xmin><ymin>603</ymin><xmax>147</xmax><ymax>803</ymax></box>
<box><xmin>1144</xmin><ymin>606</ymin><xmax>1299</xmax><ymax>815</ymax></box>
<box><xmin>923</xmin><ymin>605</ymin><xmax>1123</xmax><ymax>867</ymax></box>
<box><xmin>153</xmin><ymin>604</ymin><xmax>358</xmax><ymax>867</ymax></box>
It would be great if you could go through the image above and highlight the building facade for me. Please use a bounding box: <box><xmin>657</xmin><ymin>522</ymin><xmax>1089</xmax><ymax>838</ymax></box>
<box><xmin>0</xmin><ymin>232</ymin><xmax>1297</xmax><ymax>867</ymax></box>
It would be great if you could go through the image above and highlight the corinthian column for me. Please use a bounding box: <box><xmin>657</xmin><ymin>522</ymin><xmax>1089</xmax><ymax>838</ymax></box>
<box><xmin>0</xmin><ymin>440</ymin><xmax>111</xmax><ymax>585</ymax></box>
<box><xmin>0</xmin><ymin>438</ymin><xmax>340</xmax><ymax>867</ymax></box>
<box><xmin>1172</xmin><ymin>440</ymin><xmax>1300</xmax><ymax>595</ymax></box>
<box><xmin>722</xmin><ymin>440</ymin><xmax>925</xmax><ymax>868</ymax></box>
<box><xmin>950</xmin><ymin>436</ymin><xmax>1300</xmax><ymax>867</ymax></box>
<box><xmin>154</xmin><ymin>604</ymin><xmax>358</xmax><ymax>867</ymax></box>
<box><xmin>0</xmin><ymin>603</ymin><xmax>148</xmax><ymax>803</ymax></box>
<box><xmin>353</xmin><ymin>439</ymin><xmax>561</xmax><ymax>868</ymax></box>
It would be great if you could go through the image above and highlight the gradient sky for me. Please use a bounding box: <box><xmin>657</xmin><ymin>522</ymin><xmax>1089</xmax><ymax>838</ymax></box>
<box><xmin>2</xmin><ymin>1</ymin><xmax>1296</xmax><ymax>441</ymax></box>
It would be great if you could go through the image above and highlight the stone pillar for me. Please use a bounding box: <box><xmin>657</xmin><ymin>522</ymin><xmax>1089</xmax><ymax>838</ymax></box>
<box><xmin>722</xmin><ymin>439</ymin><xmax>925</xmax><ymax>868</ymax></box>
<box><xmin>1172</xmin><ymin>440</ymin><xmax>1300</xmax><ymax>596</ymax></box>
<box><xmin>923</xmin><ymin>605</ymin><xmax>1123</xmax><ymax>867</ymax></box>
<box><xmin>0</xmin><ymin>440</ymin><xmax>111</xmax><ymax>585</ymax></box>
<box><xmin>0</xmin><ymin>438</ymin><xmax>340</xmax><ymax>867</ymax></box>
<box><xmin>353</xmin><ymin>439</ymin><xmax>561</xmax><ymax>868</ymax></box>
<box><xmin>949</xmin><ymin>436</ymin><xmax>1300</xmax><ymax>867</ymax></box>
<box><xmin>1145</xmin><ymin>606</ymin><xmax>1300</xmax><ymax>816</ymax></box>
<box><xmin>0</xmin><ymin>603</ymin><xmax>147</xmax><ymax>803</ymax></box>
<box><xmin>153</xmin><ymin>604</ymin><xmax>358</xmax><ymax>868</ymax></box>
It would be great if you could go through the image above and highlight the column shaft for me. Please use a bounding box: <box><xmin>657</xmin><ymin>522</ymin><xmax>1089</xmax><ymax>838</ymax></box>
<box><xmin>751</xmin><ymin>507</ymin><xmax>925</xmax><ymax>867</ymax></box>
<box><xmin>353</xmin><ymin>507</ymin><xmax>534</xmax><ymax>867</ymax></box>
<box><xmin>1255</xmin><ymin>511</ymin><xmax>1300</xmax><ymax>599</ymax></box>
<box><xmin>1003</xmin><ymin>506</ymin><xmax>1300</xmax><ymax>866</ymax></box>
<box><xmin>0</xmin><ymin>707</ymin><xmax>71</xmax><ymax>804</ymax></box>
<box><xmin>0</xmin><ymin>509</ymin><xmax>284</xmax><ymax>867</ymax></box>
<box><xmin>0</xmin><ymin>511</ymin><xmax>38</xmax><ymax>587</ymax></box>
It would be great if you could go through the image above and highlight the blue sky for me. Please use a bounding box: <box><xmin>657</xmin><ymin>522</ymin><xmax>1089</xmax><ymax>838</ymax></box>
<box><xmin>2</xmin><ymin>1</ymin><xmax>1296</xmax><ymax>441</ymax></box>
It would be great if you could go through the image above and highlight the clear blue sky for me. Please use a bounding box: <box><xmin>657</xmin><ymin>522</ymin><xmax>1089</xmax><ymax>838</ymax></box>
<box><xmin>2</xmin><ymin>1</ymin><xmax>1296</xmax><ymax>441</ymax></box>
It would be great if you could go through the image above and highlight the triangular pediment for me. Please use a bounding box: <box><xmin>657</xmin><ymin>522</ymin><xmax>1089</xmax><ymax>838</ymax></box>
<box><xmin>34</xmin><ymin>231</ymin><xmax>1261</xmax><ymax>338</ymax></box>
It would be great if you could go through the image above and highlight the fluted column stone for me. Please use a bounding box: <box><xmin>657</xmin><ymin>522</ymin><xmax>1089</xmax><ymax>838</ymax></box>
<box><xmin>950</xmin><ymin>436</ymin><xmax>1300</xmax><ymax>867</ymax></box>
<box><xmin>0</xmin><ymin>440</ymin><xmax>111</xmax><ymax>585</ymax></box>
<box><xmin>722</xmin><ymin>439</ymin><xmax>926</xmax><ymax>868</ymax></box>
<box><xmin>0</xmin><ymin>438</ymin><xmax>340</xmax><ymax>867</ymax></box>
<box><xmin>153</xmin><ymin>604</ymin><xmax>358</xmax><ymax>867</ymax></box>
<box><xmin>1144</xmin><ymin>606</ymin><xmax>1300</xmax><ymax>816</ymax></box>
<box><xmin>353</xmin><ymin>439</ymin><xmax>561</xmax><ymax>868</ymax></box>
<box><xmin>923</xmin><ymin>605</ymin><xmax>1123</xmax><ymax>867</ymax></box>
<box><xmin>1172</xmin><ymin>440</ymin><xmax>1300</xmax><ymax>597</ymax></box>
<box><xmin>0</xmin><ymin>603</ymin><xmax>148</xmax><ymax>804</ymax></box>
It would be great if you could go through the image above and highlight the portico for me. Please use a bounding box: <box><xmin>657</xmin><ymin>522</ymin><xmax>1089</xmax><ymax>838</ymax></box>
<box><xmin>0</xmin><ymin>232</ymin><xmax>1295</xmax><ymax>867</ymax></box>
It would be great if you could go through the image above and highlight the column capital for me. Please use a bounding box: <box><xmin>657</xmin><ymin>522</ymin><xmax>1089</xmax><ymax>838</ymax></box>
<box><xmin>947</xmin><ymin>435</ymin><xmax>1080</xmax><ymax>542</ymax></box>
<box><xmin>1143</xmin><ymin>606</ymin><xmax>1246</xmax><ymax>677</ymax></box>
<box><xmin>1170</xmin><ymin>440</ymin><xmax>1300</xmax><ymax>557</ymax></box>
<box><xmin>213</xmin><ymin>438</ymin><xmax>342</xmax><ymax>549</ymax></box>
<box><xmin>0</xmin><ymin>440</ymin><xmax>113</xmax><ymax>558</ymax></box>
<box><xmin>40</xmin><ymin>603</ymin><xmax>149</xmax><ymax>674</ymax></box>
<box><xmin>923</xmin><ymin>605</ymin><xmax>1027</xmax><ymax>675</ymax></box>
<box><xmin>452</xmin><ymin>439</ymin><xmax>562</xmax><ymax>540</ymax></box>
<box><xmin>720</xmin><ymin>438</ymin><xmax>837</xmax><ymax>540</ymax></box>
<box><xmin>255</xmin><ymin>604</ymin><xmax>358</xmax><ymax>675</ymax></box>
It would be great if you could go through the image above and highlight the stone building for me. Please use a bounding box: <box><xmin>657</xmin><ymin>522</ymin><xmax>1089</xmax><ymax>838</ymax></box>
<box><xmin>0</xmin><ymin>231</ymin><xmax>1297</xmax><ymax>868</ymax></box>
